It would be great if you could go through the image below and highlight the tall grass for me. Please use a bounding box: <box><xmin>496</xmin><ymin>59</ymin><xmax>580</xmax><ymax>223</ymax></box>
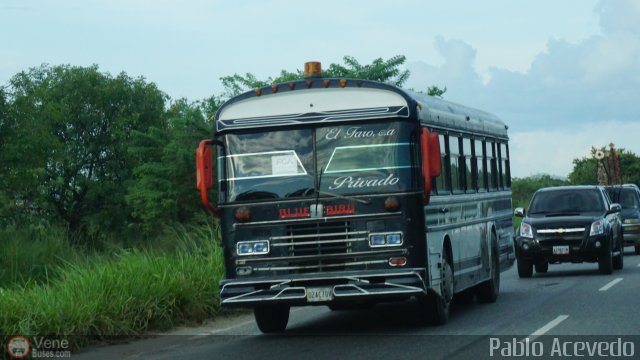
<box><xmin>0</xmin><ymin>224</ymin><xmax>84</xmax><ymax>288</ymax></box>
<box><xmin>0</xmin><ymin>223</ymin><xmax>225</xmax><ymax>350</ymax></box>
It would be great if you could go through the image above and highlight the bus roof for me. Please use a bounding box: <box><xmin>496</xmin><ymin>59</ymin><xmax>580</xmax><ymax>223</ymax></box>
<box><xmin>214</xmin><ymin>78</ymin><xmax>508</xmax><ymax>139</ymax></box>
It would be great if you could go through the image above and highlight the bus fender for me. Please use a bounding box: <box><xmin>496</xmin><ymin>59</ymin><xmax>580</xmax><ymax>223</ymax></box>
<box><xmin>427</xmin><ymin>234</ymin><xmax>446</xmax><ymax>295</ymax></box>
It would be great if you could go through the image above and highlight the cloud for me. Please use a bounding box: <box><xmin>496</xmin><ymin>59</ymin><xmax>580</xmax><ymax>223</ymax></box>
<box><xmin>405</xmin><ymin>0</ymin><xmax>640</xmax><ymax>177</ymax></box>
<box><xmin>510</xmin><ymin>120</ymin><xmax>640</xmax><ymax>178</ymax></box>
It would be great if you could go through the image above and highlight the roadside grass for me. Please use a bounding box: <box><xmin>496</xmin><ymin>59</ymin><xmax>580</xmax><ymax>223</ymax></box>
<box><xmin>0</xmin><ymin>223</ymin><xmax>224</xmax><ymax>350</ymax></box>
<box><xmin>0</xmin><ymin>224</ymin><xmax>84</xmax><ymax>288</ymax></box>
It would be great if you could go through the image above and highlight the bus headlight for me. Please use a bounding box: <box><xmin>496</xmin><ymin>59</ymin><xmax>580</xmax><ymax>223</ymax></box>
<box><xmin>237</xmin><ymin>240</ymin><xmax>270</xmax><ymax>255</ymax></box>
<box><xmin>369</xmin><ymin>232</ymin><xmax>403</xmax><ymax>247</ymax></box>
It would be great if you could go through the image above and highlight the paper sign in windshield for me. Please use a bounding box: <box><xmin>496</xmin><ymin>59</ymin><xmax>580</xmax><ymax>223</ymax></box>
<box><xmin>272</xmin><ymin>154</ymin><xmax>299</xmax><ymax>175</ymax></box>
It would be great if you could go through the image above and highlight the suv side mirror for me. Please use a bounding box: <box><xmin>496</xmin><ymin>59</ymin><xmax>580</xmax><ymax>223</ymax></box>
<box><xmin>514</xmin><ymin>207</ymin><xmax>526</xmax><ymax>217</ymax></box>
<box><xmin>609</xmin><ymin>203</ymin><xmax>622</xmax><ymax>213</ymax></box>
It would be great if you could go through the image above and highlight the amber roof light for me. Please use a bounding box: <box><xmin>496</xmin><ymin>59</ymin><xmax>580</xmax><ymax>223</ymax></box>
<box><xmin>304</xmin><ymin>61</ymin><xmax>322</xmax><ymax>78</ymax></box>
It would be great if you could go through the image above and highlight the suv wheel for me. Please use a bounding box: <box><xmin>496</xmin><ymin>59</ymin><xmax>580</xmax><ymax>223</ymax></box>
<box><xmin>598</xmin><ymin>241</ymin><xmax>614</xmax><ymax>275</ymax></box>
<box><xmin>613</xmin><ymin>236</ymin><xmax>624</xmax><ymax>270</ymax></box>
<box><xmin>517</xmin><ymin>258</ymin><xmax>533</xmax><ymax>278</ymax></box>
<box><xmin>635</xmin><ymin>245</ymin><xmax>640</xmax><ymax>255</ymax></box>
<box><xmin>534</xmin><ymin>261</ymin><xmax>549</xmax><ymax>273</ymax></box>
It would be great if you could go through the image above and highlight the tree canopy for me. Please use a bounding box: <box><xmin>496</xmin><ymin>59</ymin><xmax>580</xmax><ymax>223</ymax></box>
<box><xmin>220</xmin><ymin>55</ymin><xmax>412</xmax><ymax>98</ymax></box>
<box><xmin>568</xmin><ymin>147</ymin><xmax>640</xmax><ymax>186</ymax></box>
<box><xmin>0</xmin><ymin>56</ymin><xmax>450</xmax><ymax>245</ymax></box>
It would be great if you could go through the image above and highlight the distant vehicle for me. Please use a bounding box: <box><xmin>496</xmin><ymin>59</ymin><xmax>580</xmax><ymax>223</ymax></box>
<box><xmin>514</xmin><ymin>185</ymin><xmax>623</xmax><ymax>277</ymax></box>
<box><xmin>605</xmin><ymin>184</ymin><xmax>640</xmax><ymax>254</ymax></box>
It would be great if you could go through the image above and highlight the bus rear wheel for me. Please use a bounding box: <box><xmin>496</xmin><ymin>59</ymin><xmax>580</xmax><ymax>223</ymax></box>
<box><xmin>476</xmin><ymin>243</ymin><xmax>500</xmax><ymax>303</ymax></box>
<box><xmin>254</xmin><ymin>304</ymin><xmax>290</xmax><ymax>333</ymax></box>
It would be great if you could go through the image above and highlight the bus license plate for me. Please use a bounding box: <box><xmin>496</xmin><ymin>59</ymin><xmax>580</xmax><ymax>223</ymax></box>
<box><xmin>306</xmin><ymin>287</ymin><xmax>333</xmax><ymax>302</ymax></box>
<box><xmin>553</xmin><ymin>245</ymin><xmax>570</xmax><ymax>255</ymax></box>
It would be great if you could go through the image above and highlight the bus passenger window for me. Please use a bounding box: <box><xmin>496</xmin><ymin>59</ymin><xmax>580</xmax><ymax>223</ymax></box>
<box><xmin>434</xmin><ymin>134</ymin><xmax>449</xmax><ymax>194</ymax></box>
<box><xmin>463</xmin><ymin>138</ymin><xmax>473</xmax><ymax>192</ymax></box>
<box><xmin>499</xmin><ymin>143</ymin><xmax>511</xmax><ymax>189</ymax></box>
<box><xmin>486</xmin><ymin>141</ymin><xmax>498</xmax><ymax>190</ymax></box>
<box><xmin>475</xmin><ymin>139</ymin><xmax>486</xmax><ymax>191</ymax></box>
<box><xmin>449</xmin><ymin>136</ymin><xmax>462</xmax><ymax>193</ymax></box>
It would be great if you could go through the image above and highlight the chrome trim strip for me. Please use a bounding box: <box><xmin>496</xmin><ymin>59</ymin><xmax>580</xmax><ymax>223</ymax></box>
<box><xmin>537</xmin><ymin>228</ymin><xmax>585</xmax><ymax>234</ymax></box>
<box><xmin>270</xmin><ymin>230</ymin><xmax>369</xmax><ymax>241</ymax></box>
<box><xmin>253</xmin><ymin>259</ymin><xmax>388</xmax><ymax>272</ymax></box>
<box><xmin>233</xmin><ymin>212</ymin><xmax>401</xmax><ymax>229</ymax></box>
<box><xmin>270</xmin><ymin>237</ymin><xmax>368</xmax><ymax>247</ymax></box>
<box><xmin>220</xmin><ymin>270</ymin><xmax>425</xmax><ymax>287</ymax></box>
<box><xmin>236</xmin><ymin>248</ymin><xmax>407</xmax><ymax>264</ymax></box>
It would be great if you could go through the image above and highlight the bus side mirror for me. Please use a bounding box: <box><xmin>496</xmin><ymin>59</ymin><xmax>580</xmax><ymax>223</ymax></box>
<box><xmin>196</xmin><ymin>139</ymin><xmax>219</xmax><ymax>217</ymax></box>
<box><xmin>420</xmin><ymin>128</ymin><xmax>442</xmax><ymax>204</ymax></box>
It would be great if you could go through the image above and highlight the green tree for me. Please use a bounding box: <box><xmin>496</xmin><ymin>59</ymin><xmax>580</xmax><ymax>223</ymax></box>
<box><xmin>511</xmin><ymin>174</ymin><xmax>567</xmax><ymax>209</ymax></box>
<box><xmin>568</xmin><ymin>148</ymin><xmax>640</xmax><ymax>186</ymax></box>
<box><xmin>1</xmin><ymin>64</ymin><xmax>167</xmax><ymax>241</ymax></box>
<box><xmin>220</xmin><ymin>55</ymin><xmax>411</xmax><ymax>98</ymax></box>
<box><xmin>126</xmin><ymin>97</ymin><xmax>222</xmax><ymax>234</ymax></box>
<box><xmin>427</xmin><ymin>86</ymin><xmax>447</xmax><ymax>97</ymax></box>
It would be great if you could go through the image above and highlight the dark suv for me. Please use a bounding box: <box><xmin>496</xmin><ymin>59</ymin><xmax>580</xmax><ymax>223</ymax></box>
<box><xmin>514</xmin><ymin>185</ymin><xmax>623</xmax><ymax>277</ymax></box>
<box><xmin>605</xmin><ymin>184</ymin><xmax>640</xmax><ymax>254</ymax></box>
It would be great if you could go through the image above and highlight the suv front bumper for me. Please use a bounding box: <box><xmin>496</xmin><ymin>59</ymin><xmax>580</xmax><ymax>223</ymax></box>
<box><xmin>622</xmin><ymin>223</ymin><xmax>640</xmax><ymax>246</ymax></box>
<box><xmin>516</xmin><ymin>235</ymin><xmax>609</xmax><ymax>263</ymax></box>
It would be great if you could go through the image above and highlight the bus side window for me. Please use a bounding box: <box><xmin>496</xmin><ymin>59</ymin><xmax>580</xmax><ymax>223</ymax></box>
<box><xmin>499</xmin><ymin>143</ymin><xmax>511</xmax><ymax>189</ymax></box>
<box><xmin>463</xmin><ymin>138</ymin><xmax>474</xmax><ymax>193</ymax></box>
<box><xmin>434</xmin><ymin>134</ymin><xmax>450</xmax><ymax>194</ymax></box>
<box><xmin>475</xmin><ymin>139</ymin><xmax>486</xmax><ymax>191</ymax></box>
<box><xmin>449</xmin><ymin>135</ymin><xmax>463</xmax><ymax>193</ymax></box>
<box><xmin>486</xmin><ymin>140</ymin><xmax>498</xmax><ymax>191</ymax></box>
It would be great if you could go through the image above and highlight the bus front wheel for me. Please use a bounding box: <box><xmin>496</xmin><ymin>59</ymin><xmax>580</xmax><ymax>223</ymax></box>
<box><xmin>254</xmin><ymin>304</ymin><xmax>290</xmax><ymax>333</ymax></box>
<box><xmin>420</xmin><ymin>249</ymin><xmax>453</xmax><ymax>325</ymax></box>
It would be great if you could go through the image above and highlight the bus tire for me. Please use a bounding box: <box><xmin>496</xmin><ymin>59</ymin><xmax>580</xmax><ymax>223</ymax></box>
<box><xmin>420</xmin><ymin>247</ymin><xmax>453</xmax><ymax>325</ymax></box>
<box><xmin>517</xmin><ymin>258</ymin><xmax>533</xmax><ymax>278</ymax></box>
<box><xmin>476</xmin><ymin>242</ymin><xmax>500</xmax><ymax>303</ymax></box>
<box><xmin>254</xmin><ymin>304</ymin><xmax>290</xmax><ymax>333</ymax></box>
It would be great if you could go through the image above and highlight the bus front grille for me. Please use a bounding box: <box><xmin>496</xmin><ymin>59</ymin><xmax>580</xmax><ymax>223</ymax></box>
<box><xmin>270</xmin><ymin>221</ymin><xmax>366</xmax><ymax>273</ymax></box>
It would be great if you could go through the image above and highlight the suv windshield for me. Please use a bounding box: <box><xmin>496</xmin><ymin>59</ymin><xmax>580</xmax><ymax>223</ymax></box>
<box><xmin>222</xmin><ymin>121</ymin><xmax>416</xmax><ymax>202</ymax></box>
<box><xmin>529</xmin><ymin>189</ymin><xmax>605</xmax><ymax>214</ymax></box>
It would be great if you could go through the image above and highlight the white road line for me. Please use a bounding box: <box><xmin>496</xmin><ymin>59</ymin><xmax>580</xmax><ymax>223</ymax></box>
<box><xmin>637</xmin><ymin>263</ymin><xmax>640</xmax><ymax>267</ymax></box>
<box><xmin>599</xmin><ymin>277</ymin><xmax>623</xmax><ymax>291</ymax></box>
<box><xmin>520</xmin><ymin>315</ymin><xmax>569</xmax><ymax>343</ymax></box>
<box><xmin>530</xmin><ymin>315</ymin><xmax>570</xmax><ymax>337</ymax></box>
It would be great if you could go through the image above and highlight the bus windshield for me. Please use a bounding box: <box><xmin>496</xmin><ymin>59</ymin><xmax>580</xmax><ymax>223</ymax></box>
<box><xmin>222</xmin><ymin>121</ymin><xmax>416</xmax><ymax>202</ymax></box>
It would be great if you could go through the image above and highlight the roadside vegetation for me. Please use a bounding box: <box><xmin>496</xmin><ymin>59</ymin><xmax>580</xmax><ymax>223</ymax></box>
<box><xmin>1</xmin><ymin>56</ymin><xmax>639</xmax><ymax>352</ymax></box>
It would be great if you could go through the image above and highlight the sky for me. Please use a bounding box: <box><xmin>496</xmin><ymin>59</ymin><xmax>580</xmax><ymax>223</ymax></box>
<box><xmin>2</xmin><ymin>0</ymin><xmax>639</xmax><ymax>179</ymax></box>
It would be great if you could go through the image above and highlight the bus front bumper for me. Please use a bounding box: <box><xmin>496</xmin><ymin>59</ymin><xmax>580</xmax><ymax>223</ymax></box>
<box><xmin>219</xmin><ymin>269</ymin><xmax>428</xmax><ymax>307</ymax></box>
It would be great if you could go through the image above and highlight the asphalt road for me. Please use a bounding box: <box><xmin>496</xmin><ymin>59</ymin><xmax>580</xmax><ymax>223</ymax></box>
<box><xmin>75</xmin><ymin>247</ymin><xmax>640</xmax><ymax>359</ymax></box>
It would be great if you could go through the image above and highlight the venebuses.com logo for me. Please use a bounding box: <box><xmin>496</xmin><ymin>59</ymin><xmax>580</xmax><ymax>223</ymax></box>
<box><xmin>5</xmin><ymin>336</ymin><xmax>30</xmax><ymax>359</ymax></box>
<box><xmin>4</xmin><ymin>335</ymin><xmax>72</xmax><ymax>359</ymax></box>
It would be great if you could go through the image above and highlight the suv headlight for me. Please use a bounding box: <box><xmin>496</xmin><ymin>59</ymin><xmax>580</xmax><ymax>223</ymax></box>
<box><xmin>589</xmin><ymin>219</ymin><xmax>604</xmax><ymax>236</ymax></box>
<box><xmin>519</xmin><ymin>223</ymin><xmax>533</xmax><ymax>238</ymax></box>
